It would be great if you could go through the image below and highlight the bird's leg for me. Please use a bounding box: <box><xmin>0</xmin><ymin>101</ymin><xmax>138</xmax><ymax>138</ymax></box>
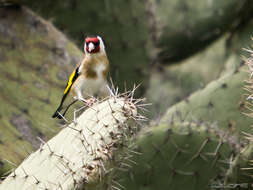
<box><xmin>75</xmin><ymin>90</ymin><xmax>95</xmax><ymax>107</ymax></box>
<box><xmin>78</xmin><ymin>96</ymin><xmax>96</xmax><ymax>107</ymax></box>
<box><xmin>75</xmin><ymin>90</ymin><xmax>87</xmax><ymax>103</ymax></box>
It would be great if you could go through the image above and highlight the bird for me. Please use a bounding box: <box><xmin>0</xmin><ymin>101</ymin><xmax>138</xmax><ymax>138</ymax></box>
<box><xmin>52</xmin><ymin>35</ymin><xmax>110</xmax><ymax>119</ymax></box>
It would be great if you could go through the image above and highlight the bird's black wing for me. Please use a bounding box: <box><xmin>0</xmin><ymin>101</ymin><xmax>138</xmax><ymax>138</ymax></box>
<box><xmin>52</xmin><ymin>66</ymin><xmax>80</xmax><ymax>118</ymax></box>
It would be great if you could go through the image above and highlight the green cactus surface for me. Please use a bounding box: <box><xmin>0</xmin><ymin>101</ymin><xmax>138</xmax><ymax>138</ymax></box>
<box><xmin>146</xmin><ymin>36</ymin><xmax>228</xmax><ymax>115</ymax></box>
<box><xmin>146</xmin><ymin>17</ymin><xmax>253</xmax><ymax>116</ymax></box>
<box><xmin>224</xmin><ymin>47</ymin><xmax>253</xmax><ymax>189</ymax></box>
<box><xmin>155</xmin><ymin>0</ymin><xmax>253</xmax><ymax>63</ymax></box>
<box><xmin>161</xmin><ymin>64</ymin><xmax>251</xmax><ymax>138</ymax></box>
<box><xmin>0</xmin><ymin>6</ymin><xmax>83</xmax><ymax>175</ymax></box>
<box><xmin>118</xmin><ymin>121</ymin><xmax>241</xmax><ymax>190</ymax></box>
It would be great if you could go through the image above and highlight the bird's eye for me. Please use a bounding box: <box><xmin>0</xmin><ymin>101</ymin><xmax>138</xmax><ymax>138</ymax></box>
<box><xmin>94</xmin><ymin>42</ymin><xmax>100</xmax><ymax>46</ymax></box>
<box><xmin>86</xmin><ymin>42</ymin><xmax>89</xmax><ymax>46</ymax></box>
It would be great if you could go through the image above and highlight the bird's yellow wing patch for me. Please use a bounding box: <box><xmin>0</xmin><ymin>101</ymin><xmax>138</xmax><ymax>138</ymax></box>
<box><xmin>64</xmin><ymin>69</ymin><xmax>78</xmax><ymax>94</ymax></box>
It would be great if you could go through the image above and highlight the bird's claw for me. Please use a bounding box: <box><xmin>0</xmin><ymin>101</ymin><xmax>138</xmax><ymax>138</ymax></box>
<box><xmin>77</xmin><ymin>97</ymin><xmax>96</xmax><ymax>107</ymax></box>
<box><xmin>85</xmin><ymin>98</ymin><xmax>96</xmax><ymax>107</ymax></box>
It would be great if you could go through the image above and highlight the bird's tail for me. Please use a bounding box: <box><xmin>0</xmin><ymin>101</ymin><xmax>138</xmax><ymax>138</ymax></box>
<box><xmin>52</xmin><ymin>106</ymin><xmax>63</xmax><ymax>119</ymax></box>
<box><xmin>52</xmin><ymin>93</ymin><xmax>68</xmax><ymax>119</ymax></box>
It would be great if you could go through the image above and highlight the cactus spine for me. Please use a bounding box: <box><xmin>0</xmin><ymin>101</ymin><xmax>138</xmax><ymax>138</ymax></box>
<box><xmin>0</xmin><ymin>95</ymin><xmax>139</xmax><ymax>190</ymax></box>
<box><xmin>224</xmin><ymin>48</ymin><xmax>253</xmax><ymax>186</ymax></box>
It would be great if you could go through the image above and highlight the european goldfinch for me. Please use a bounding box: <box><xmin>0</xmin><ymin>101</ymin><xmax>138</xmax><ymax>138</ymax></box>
<box><xmin>52</xmin><ymin>35</ymin><xmax>110</xmax><ymax>119</ymax></box>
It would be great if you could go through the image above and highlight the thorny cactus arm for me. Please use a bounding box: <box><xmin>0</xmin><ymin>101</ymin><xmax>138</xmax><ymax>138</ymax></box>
<box><xmin>225</xmin><ymin>48</ymin><xmax>253</xmax><ymax>186</ymax></box>
<box><xmin>0</xmin><ymin>94</ymin><xmax>141</xmax><ymax>190</ymax></box>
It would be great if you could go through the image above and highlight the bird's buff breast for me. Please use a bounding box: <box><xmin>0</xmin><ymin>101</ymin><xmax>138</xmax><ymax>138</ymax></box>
<box><xmin>76</xmin><ymin>64</ymin><xmax>107</xmax><ymax>97</ymax></box>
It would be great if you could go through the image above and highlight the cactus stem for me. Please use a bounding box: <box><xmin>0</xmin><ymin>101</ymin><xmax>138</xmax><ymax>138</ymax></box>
<box><xmin>0</xmin><ymin>84</ymin><xmax>146</xmax><ymax>189</ymax></box>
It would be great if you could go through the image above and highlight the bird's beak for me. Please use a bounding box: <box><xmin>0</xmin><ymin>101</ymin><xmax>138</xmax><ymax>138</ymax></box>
<box><xmin>88</xmin><ymin>42</ymin><xmax>95</xmax><ymax>52</ymax></box>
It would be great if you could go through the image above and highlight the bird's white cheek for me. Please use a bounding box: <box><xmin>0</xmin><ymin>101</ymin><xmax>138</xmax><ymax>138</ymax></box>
<box><xmin>88</xmin><ymin>43</ymin><xmax>95</xmax><ymax>52</ymax></box>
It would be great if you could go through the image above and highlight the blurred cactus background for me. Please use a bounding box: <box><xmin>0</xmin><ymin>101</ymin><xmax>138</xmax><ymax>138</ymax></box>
<box><xmin>1</xmin><ymin>0</ymin><xmax>253</xmax><ymax>189</ymax></box>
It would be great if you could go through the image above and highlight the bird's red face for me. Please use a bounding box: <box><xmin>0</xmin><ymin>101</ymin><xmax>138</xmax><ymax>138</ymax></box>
<box><xmin>85</xmin><ymin>37</ymin><xmax>100</xmax><ymax>54</ymax></box>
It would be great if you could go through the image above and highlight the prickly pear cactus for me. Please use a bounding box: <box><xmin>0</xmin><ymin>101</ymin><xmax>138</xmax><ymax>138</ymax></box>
<box><xmin>161</xmin><ymin>63</ymin><xmax>252</xmax><ymax>138</ymax></box>
<box><xmin>118</xmin><ymin>121</ymin><xmax>242</xmax><ymax>190</ymax></box>
<box><xmin>146</xmin><ymin>36</ymin><xmax>228</xmax><ymax>115</ymax></box>
<box><xmin>0</xmin><ymin>94</ymin><xmax>141</xmax><ymax>190</ymax></box>
<box><xmin>224</xmin><ymin>48</ymin><xmax>253</xmax><ymax>188</ymax></box>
